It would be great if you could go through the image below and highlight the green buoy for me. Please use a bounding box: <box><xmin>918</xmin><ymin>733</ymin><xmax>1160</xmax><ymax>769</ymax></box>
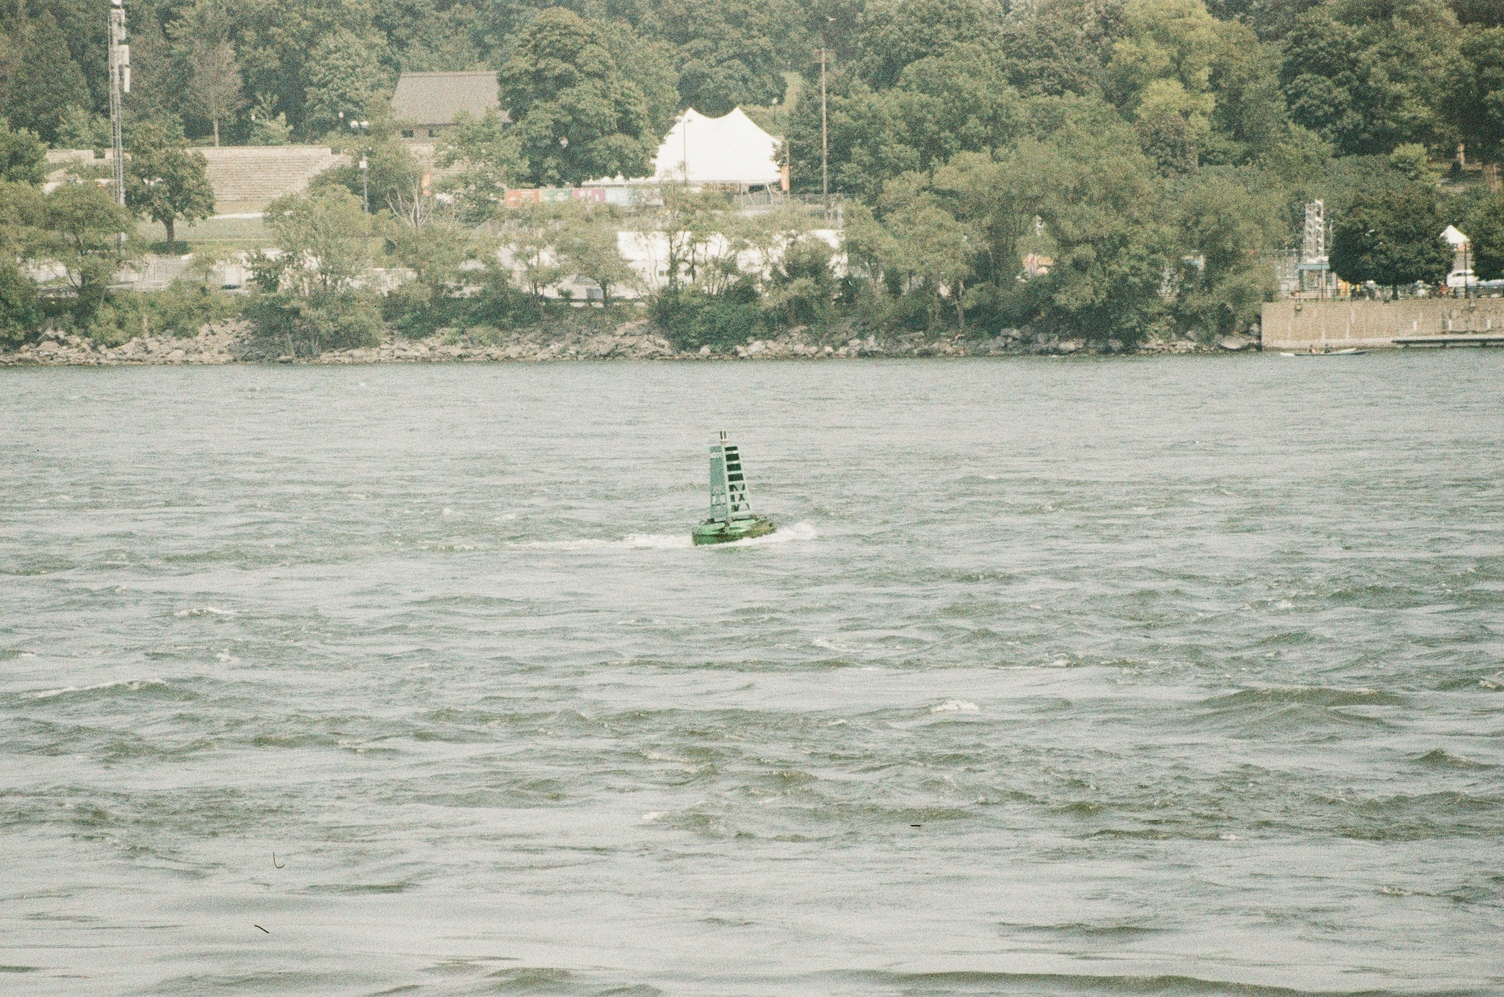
<box><xmin>691</xmin><ymin>431</ymin><xmax>776</xmax><ymax>546</ymax></box>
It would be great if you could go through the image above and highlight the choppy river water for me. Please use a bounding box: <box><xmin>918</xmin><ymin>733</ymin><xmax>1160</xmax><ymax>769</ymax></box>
<box><xmin>2</xmin><ymin>354</ymin><xmax>1502</xmax><ymax>997</ymax></box>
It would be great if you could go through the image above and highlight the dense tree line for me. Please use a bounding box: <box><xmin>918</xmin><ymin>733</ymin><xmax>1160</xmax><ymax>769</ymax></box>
<box><xmin>6</xmin><ymin>0</ymin><xmax>1502</xmax><ymax>159</ymax></box>
<box><xmin>10</xmin><ymin>0</ymin><xmax>1504</xmax><ymax>347</ymax></box>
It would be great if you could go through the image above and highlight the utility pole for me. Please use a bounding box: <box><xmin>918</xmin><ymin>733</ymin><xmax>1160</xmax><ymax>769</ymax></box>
<box><xmin>820</xmin><ymin>45</ymin><xmax>828</xmax><ymax>209</ymax></box>
<box><xmin>108</xmin><ymin>0</ymin><xmax>130</xmax><ymax>210</ymax></box>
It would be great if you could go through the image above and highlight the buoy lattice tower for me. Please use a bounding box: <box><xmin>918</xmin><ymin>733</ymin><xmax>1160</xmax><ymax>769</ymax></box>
<box><xmin>708</xmin><ymin>430</ymin><xmax>754</xmax><ymax>524</ymax></box>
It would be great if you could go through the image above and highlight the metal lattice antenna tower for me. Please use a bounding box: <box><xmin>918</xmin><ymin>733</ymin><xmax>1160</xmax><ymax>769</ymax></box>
<box><xmin>108</xmin><ymin>0</ymin><xmax>130</xmax><ymax>208</ymax></box>
<box><xmin>1303</xmin><ymin>200</ymin><xmax>1326</xmax><ymax>265</ymax></box>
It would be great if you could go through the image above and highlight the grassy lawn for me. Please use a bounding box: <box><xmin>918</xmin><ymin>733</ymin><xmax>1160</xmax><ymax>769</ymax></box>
<box><xmin>136</xmin><ymin>213</ymin><xmax>271</xmax><ymax>254</ymax></box>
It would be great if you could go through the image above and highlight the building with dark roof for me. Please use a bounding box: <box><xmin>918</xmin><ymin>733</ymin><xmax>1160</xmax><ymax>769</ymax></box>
<box><xmin>391</xmin><ymin>71</ymin><xmax>502</xmax><ymax>140</ymax></box>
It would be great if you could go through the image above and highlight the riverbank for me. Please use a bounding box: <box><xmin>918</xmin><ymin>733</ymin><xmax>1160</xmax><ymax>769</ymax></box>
<box><xmin>0</xmin><ymin>321</ymin><xmax>1250</xmax><ymax>366</ymax></box>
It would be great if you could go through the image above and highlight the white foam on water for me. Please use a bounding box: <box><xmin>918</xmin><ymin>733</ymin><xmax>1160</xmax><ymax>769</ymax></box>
<box><xmin>931</xmin><ymin>699</ymin><xmax>980</xmax><ymax>714</ymax></box>
<box><xmin>33</xmin><ymin>678</ymin><xmax>167</xmax><ymax>700</ymax></box>
<box><xmin>514</xmin><ymin>527</ymin><xmax>813</xmax><ymax>552</ymax></box>
<box><xmin>624</xmin><ymin>533</ymin><xmax>693</xmax><ymax>549</ymax></box>
<box><xmin>175</xmin><ymin>607</ymin><xmax>234</xmax><ymax>617</ymax></box>
<box><xmin>510</xmin><ymin>538</ymin><xmax>612</xmax><ymax>551</ymax></box>
<box><xmin>718</xmin><ymin>520</ymin><xmax>818</xmax><ymax>547</ymax></box>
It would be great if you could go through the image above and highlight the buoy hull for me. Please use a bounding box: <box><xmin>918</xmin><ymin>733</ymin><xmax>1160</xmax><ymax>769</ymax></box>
<box><xmin>691</xmin><ymin>517</ymin><xmax>776</xmax><ymax>546</ymax></box>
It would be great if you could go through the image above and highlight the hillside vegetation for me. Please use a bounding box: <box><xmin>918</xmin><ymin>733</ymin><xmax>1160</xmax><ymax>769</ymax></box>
<box><xmin>5</xmin><ymin>1</ymin><xmax>1504</xmax><ymax>352</ymax></box>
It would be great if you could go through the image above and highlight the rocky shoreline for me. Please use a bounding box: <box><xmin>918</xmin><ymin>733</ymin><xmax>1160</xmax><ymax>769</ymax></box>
<box><xmin>0</xmin><ymin>321</ymin><xmax>1257</xmax><ymax>367</ymax></box>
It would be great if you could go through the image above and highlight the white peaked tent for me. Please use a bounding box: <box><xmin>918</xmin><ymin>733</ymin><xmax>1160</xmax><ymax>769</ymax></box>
<box><xmin>652</xmin><ymin>108</ymin><xmax>782</xmax><ymax>187</ymax></box>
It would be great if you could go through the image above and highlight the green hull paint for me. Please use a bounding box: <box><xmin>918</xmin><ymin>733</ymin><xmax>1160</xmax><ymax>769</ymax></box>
<box><xmin>692</xmin><ymin>516</ymin><xmax>776</xmax><ymax>545</ymax></box>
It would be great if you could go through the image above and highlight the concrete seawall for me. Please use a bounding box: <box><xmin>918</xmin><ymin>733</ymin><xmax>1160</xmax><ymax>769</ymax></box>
<box><xmin>1261</xmin><ymin>299</ymin><xmax>1504</xmax><ymax>349</ymax></box>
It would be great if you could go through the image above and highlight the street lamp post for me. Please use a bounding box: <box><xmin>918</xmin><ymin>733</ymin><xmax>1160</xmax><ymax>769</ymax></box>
<box><xmin>350</xmin><ymin>118</ymin><xmax>370</xmax><ymax>213</ymax></box>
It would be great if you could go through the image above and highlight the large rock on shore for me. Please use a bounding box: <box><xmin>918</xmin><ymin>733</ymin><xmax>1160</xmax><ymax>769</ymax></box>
<box><xmin>1</xmin><ymin>317</ymin><xmax>1242</xmax><ymax>366</ymax></box>
<box><xmin>0</xmin><ymin>323</ymin><xmax>242</xmax><ymax>366</ymax></box>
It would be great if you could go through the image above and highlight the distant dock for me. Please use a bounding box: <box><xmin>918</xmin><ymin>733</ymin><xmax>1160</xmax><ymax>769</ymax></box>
<box><xmin>1393</xmin><ymin>332</ymin><xmax>1504</xmax><ymax>347</ymax></box>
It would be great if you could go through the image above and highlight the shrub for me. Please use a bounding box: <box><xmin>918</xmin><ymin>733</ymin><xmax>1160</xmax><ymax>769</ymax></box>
<box><xmin>72</xmin><ymin>282</ymin><xmax>241</xmax><ymax>346</ymax></box>
<box><xmin>0</xmin><ymin>262</ymin><xmax>41</xmax><ymax>348</ymax></box>
<box><xmin>460</xmin><ymin>267</ymin><xmax>539</xmax><ymax>328</ymax></box>
<box><xmin>763</xmin><ymin>238</ymin><xmax>836</xmax><ymax>329</ymax></box>
<box><xmin>653</xmin><ymin>281</ymin><xmax>767</xmax><ymax>350</ymax></box>
<box><xmin>244</xmin><ymin>290</ymin><xmax>382</xmax><ymax>356</ymax></box>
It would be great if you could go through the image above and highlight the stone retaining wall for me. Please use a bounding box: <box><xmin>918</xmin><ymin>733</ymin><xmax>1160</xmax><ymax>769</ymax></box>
<box><xmin>1261</xmin><ymin>298</ymin><xmax>1504</xmax><ymax>349</ymax></box>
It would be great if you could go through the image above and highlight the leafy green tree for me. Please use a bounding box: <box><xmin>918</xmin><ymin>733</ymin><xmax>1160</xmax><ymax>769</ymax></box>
<box><xmin>1203</xmin><ymin>19</ymin><xmax>1291</xmax><ymax>165</ymax></box>
<box><xmin>251</xmin><ymin>187</ymin><xmax>379</xmax><ymax>354</ymax></box>
<box><xmin>854</xmin><ymin>0</ymin><xmax>1007</xmax><ymax>90</ymax></box>
<box><xmin>556</xmin><ymin>204</ymin><xmax>637</xmax><ymax>305</ymax></box>
<box><xmin>390</xmin><ymin>2</ymin><xmax>486</xmax><ymax>72</ymax></box>
<box><xmin>1388</xmin><ymin>142</ymin><xmax>1441</xmax><ymax>184</ymax></box>
<box><xmin>788</xmin><ymin>46</ymin><xmax>1023</xmax><ymax>199</ymax></box>
<box><xmin>0</xmin><ymin>177</ymin><xmax>43</xmax><ymax>255</ymax></box>
<box><xmin>0</xmin><ymin>117</ymin><xmax>46</xmax><ymax>184</ymax></box>
<box><xmin>0</xmin><ymin>260</ymin><xmax>40</xmax><ymax>348</ymax></box>
<box><xmin>1109</xmin><ymin>0</ymin><xmax>1233</xmax><ymax>168</ymax></box>
<box><xmin>0</xmin><ymin>13</ymin><xmax>91</xmax><ymax>144</ymax></box>
<box><xmin>382</xmin><ymin>214</ymin><xmax>489</xmax><ymax>333</ymax></box>
<box><xmin>996</xmin><ymin>0</ymin><xmax>1122</xmax><ymax>99</ymax></box>
<box><xmin>125</xmin><ymin>125</ymin><xmax>216</xmax><ymax>245</ymax></box>
<box><xmin>925</xmin><ymin>149</ymin><xmax>1038</xmax><ymax>323</ymax></box>
<box><xmin>601</xmin><ymin>22</ymin><xmax>680</xmax><ymax>139</ymax></box>
<box><xmin>1012</xmin><ymin>99</ymin><xmax>1173</xmax><ymax>343</ymax></box>
<box><xmin>644</xmin><ymin>186</ymin><xmax>749</xmax><ymax>295</ymax></box>
<box><xmin>54</xmin><ymin>106</ymin><xmax>111</xmax><ymax>153</ymax></box>
<box><xmin>762</xmin><ymin>234</ymin><xmax>836</xmax><ymax>328</ymax></box>
<box><xmin>436</xmin><ymin>109</ymin><xmax>523</xmax><ymax>218</ymax></box>
<box><xmin>1463</xmin><ymin>193</ymin><xmax>1504</xmax><ymax>279</ymax></box>
<box><xmin>1446</xmin><ymin>28</ymin><xmax>1504</xmax><ymax>162</ymax></box>
<box><xmin>187</xmin><ymin>40</ymin><xmax>248</xmax><ymax>146</ymax></box>
<box><xmin>644</xmin><ymin>0</ymin><xmax>791</xmax><ymax>115</ymax></box>
<box><xmin>876</xmin><ymin>184</ymin><xmax>977</xmax><ymax>328</ymax></box>
<box><xmin>1171</xmin><ymin>170</ymin><xmax>1280</xmax><ymax>338</ymax></box>
<box><xmin>302</xmin><ymin>28</ymin><xmax>394</xmax><ymax>137</ymax></box>
<box><xmin>1330</xmin><ymin>180</ymin><xmax>1451</xmax><ymax>293</ymax></box>
<box><xmin>247</xmin><ymin>99</ymin><xmax>293</xmax><ymax>146</ymax></box>
<box><xmin>312</xmin><ymin>131</ymin><xmax>423</xmax><ymax>216</ymax></box>
<box><xmin>217</xmin><ymin>0</ymin><xmax>394</xmax><ymax>134</ymax></box>
<box><xmin>36</xmin><ymin>181</ymin><xmax>135</xmax><ymax>317</ymax></box>
<box><xmin>498</xmin><ymin>202</ymin><xmax>566</xmax><ymax>301</ymax></box>
<box><xmin>1453</xmin><ymin>0</ymin><xmax>1504</xmax><ymax>24</ymax></box>
<box><xmin>262</xmin><ymin>187</ymin><xmax>371</xmax><ymax>296</ymax></box>
<box><xmin>1207</xmin><ymin>0</ymin><xmax>1321</xmax><ymax>40</ymax></box>
<box><xmin>1280</xmin><ymin>1</ymin><xmax>1462</xmax><ymax>156</ymax></box>
<box><xmin>499</xmin><ymin>8</ymin><xmax>660</xmax><ymax>185</ymax></box>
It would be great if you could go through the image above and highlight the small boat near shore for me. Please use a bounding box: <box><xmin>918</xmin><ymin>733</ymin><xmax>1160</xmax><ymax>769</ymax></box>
<box><xmin>692</xmin><ymin>431</ymin><xmax>776</xmax><ymax>546</ymax></box>
<box><xmin>1282</xmin><ymin>347</ymin><xmax>1366</xmax><ymax>356</ymax></box>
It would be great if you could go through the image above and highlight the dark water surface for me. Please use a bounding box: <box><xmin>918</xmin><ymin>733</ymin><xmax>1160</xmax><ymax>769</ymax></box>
<box><xmin>2</xmin><ymin>354</ymin><xmax>1501</xmax><ymax>996</ymax></box>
